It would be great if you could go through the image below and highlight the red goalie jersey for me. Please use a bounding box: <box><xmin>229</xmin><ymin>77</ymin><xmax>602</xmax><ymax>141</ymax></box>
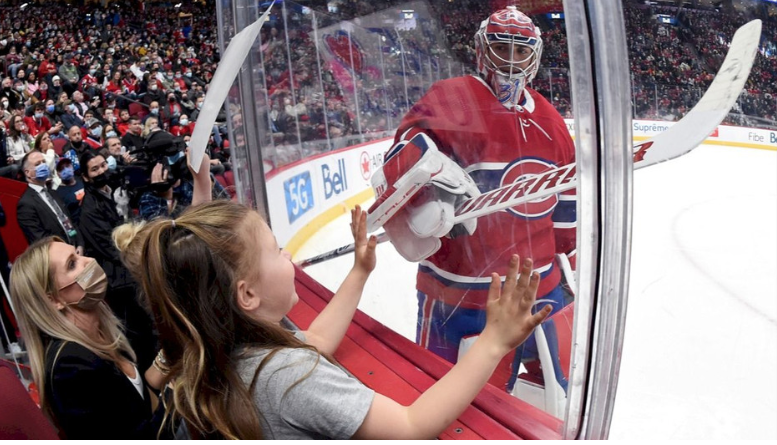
<box><xmin>395</xmin><ymin>75</ymin><xmax>576</xmax><ymax>309</ymax></box>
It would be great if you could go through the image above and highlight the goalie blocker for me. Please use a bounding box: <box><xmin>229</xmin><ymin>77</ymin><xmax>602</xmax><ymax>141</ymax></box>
<box><xmin>367</xmin><ymin>131</ymin><xmax>481</xmax><ymax>262</ymax></box>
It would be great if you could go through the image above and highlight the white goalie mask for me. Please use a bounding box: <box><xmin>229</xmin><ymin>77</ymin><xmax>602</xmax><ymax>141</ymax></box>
<box><xmin>474</xmin><ymin>6</ymin><xmax>543</xmax><ymax>109</ymax></box>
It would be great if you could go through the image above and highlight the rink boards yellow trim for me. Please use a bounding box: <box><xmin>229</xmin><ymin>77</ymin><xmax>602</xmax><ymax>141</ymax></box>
<box><xmin>285</xmin><ymin>137</ymin><xmax>774</xmax><ymax>256</ymax></box>
<box><xmin>285</xmin><ymin>188</ymin><xmax>375</xmax><ymax>257</ymax></box>
<box><xmin>629</xmin><ymin>136</ymin><xmax>776</xmax><ymax>151</ymax></box>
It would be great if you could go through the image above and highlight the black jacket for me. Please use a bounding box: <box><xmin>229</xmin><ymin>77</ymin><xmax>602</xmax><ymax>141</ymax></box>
<box><xmin>16</xmin><ymin>185</ymin><xmax>84</xmax><ymax>248</ymax></box>
<box><xmin>78</xmin><ymin>183</ymin><xmax>132</xmax><ymax>290</ymax></box>
<box><xmin>44</xmin><ymin>339</ymin><xmax>171</xmax><ymax>439</ymax></box>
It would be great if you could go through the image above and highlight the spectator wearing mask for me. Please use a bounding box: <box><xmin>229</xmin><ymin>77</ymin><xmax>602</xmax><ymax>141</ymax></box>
<box><xmin>143</xmin><ymin>101</ymin><xmax>160</xmax><ymax>125</ymax></box>
<box><xmin>7</xmin><ymin>238</ymin><xmax>172</xmax><ymax>439</ymax></box>
<box><xmin>170</xmin><ymin>114</ymin><xmax>193</xmax><ymax>137</ymax></box>
<box><xmin>105</xmin><ymin>136</ymin><xmax>132</xmax><ymax>166</ymax></box>
<box><xmin>78</xmin><ymin>149</ymin><xmax>158</xmax><ymax>370</ymax></box>
<box><xmin>43</xmin><ymin>99</ymin><xmax>62</xmax><ymax>128</ymax></box>
<box><xmin>54</xmin><ymin>157</ymin><xmax>84</xmax><ymax>227</ymax></box>
<box><xmin>16</xmin><ymin>150</ymin><xmax>83</xmax><ymax>251</ymax></box>
<box><xmin>24</xmin><ymin>102</ymin><xmax>53</xmax><ymax>138</ymax></box>
<box><xmin>142</xmin><ymin>77</ymin><xmax>165</xmax><ymax>107</ymax></box>
<box><xmin>60</xmin><ymin>100</ymin><xmax>84</xmax><ymax>131</ymax></box>
<box><xmin>84</xmin><ymin>118</ymin><xmax>104</xmax><ymax>150</ymax></box>
<box><xmin>162</xmin><ymin>94</ymin><xmax>181</xmax><ymax>128</ymax></box>
<box><xmin>9</xmin><ymin>79</ymin><xmax>26</xmax><ymax>110</ymax></box>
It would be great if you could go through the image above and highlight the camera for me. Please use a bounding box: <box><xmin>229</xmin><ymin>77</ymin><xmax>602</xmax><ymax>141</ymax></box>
<box><xmin>121</xmin><ymin>130</ymin><xmax>189</xmax><ymax>198</ymax></box>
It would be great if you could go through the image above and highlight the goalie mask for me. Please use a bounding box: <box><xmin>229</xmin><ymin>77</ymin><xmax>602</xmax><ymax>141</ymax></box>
<box><xmin>474</xmin><ymin>6</ymin><xmax>543</xmax><ymax>109</ymax></box>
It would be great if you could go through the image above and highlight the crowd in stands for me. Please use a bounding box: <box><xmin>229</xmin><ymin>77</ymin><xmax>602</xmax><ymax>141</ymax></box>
<box><xmin>245</xmin><ymin>0</ymin><xmax>775</xmax><ymax>168</ymax></box>
<box><xmin>0</xmin><ymin>0</ymin><xmax>232</xmax><ymax>188</ymax></box>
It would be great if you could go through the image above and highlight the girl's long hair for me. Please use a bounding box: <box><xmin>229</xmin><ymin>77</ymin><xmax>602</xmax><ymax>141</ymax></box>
<box><xmin>9</xmin><ymin>237</ymin><xmax>135</xmax><ymax>419</ymax></box>
<box><xmin>114</xmin><ymin>200</ymin><xmax>313</xmax><ymax>439</ymax></box>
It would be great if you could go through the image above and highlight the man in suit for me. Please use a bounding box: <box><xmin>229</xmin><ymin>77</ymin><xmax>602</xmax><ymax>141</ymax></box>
<box><xmin>16</xmin><ymin>151</ymin><xmax>84</xmax><ymax>254</ymax></box>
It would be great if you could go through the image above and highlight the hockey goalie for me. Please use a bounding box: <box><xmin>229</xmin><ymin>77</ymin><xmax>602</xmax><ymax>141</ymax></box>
<box><xmin>367</xmin><ymin>6</ymin><xmax>577</xmax><ymax>398</ymax></box>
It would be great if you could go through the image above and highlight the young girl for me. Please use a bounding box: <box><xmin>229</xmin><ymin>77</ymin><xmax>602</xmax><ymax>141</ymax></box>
<box><xmin>115</xmin><ymin>201</ymin><xmax>551</xmax><ymax>439</ymax></box>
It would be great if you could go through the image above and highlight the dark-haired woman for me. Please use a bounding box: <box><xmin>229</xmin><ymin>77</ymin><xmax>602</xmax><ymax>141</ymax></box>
<box><xmin>78</xmin><ymin>150</ymin><xmax>156</xmax><ymax>371</ymax></box>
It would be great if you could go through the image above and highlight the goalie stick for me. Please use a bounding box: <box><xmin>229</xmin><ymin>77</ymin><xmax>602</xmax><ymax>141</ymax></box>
<box><xmin>298</xmin><ymin>19</ymin><xmax>760</xmax><ymax>267</ymax></box>
<box><xmin>296</xmin><ymin>232</ymin><xmax>388</xmax><ymax>268</ymax></box>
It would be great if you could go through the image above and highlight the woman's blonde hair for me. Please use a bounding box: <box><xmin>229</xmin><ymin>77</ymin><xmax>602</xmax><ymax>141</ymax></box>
<box><xmin>142</xmin><ymin>118</ymin><xmax>158</xmax><ymax>138</ymax></box>
<box><xmin>114</xmin><ymin>200</ymin><xmax>315</xmax><ymax>439</ymax></box>
<box><xmin>9</xmin><ymin>237</ymin><xmax>135</xmax><ymax>417</ymax></box>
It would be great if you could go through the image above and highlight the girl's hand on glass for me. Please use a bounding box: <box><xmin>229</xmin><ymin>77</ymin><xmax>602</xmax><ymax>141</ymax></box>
<box><xmin>351</xmin><ymin>205</ymin><xmax>377</xmax><ymax>275</ymax></box>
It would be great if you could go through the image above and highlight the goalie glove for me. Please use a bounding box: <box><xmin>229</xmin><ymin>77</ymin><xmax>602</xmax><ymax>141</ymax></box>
<box><xmin>367</xmin><ymin>131</ymin><xmax>481</xmax><ymax>262</ymax></box>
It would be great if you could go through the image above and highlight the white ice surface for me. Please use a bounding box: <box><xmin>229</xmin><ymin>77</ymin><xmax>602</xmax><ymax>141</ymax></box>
<box><xmin>293</xmin><ymin>144</ymin><xmax>777</xmax><ymax>439</ymax></box>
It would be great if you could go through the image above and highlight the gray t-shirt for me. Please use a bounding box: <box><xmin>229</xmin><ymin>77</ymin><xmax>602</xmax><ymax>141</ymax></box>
<box><xmin>235</xmin><ymin>334</ymin><xmax>375</xmax><ymax>439</ymax></box>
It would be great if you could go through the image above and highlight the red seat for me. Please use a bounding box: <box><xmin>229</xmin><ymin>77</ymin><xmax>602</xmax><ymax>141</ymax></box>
<box><xmin>0</xmin><ymin>365</ymin><xmax>59</xmax><ymax>439</ymax></box>
<box><xmin>52</xmin><ymin>138</ymin><xmax>68</xmax><ymax>156</ymax></box>
<box><xmin>128</xmin><ymin>102</ymin><xmax>148</xmax><ymax>121</ymax></box>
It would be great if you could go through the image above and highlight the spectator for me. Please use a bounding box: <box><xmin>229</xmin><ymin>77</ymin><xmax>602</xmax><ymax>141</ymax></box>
<box><xmin>62</xmin><ymin>125</ymin><xmax>88</xmax><ymax>174</ymax></box>
<box><xmin>8</xmin><ymin>238</ymin><xmax>173</xmax><ymax>439</ymax></box>
<box><xmin>24</xmin><ymin>102</ymin><xmax>53</xmax><ymax>138</ymax></box>
<box><xmin>54</xmin><ymin>157</ymin><xmax>84</xmax><ymax>227</ymax></box>
<box><xmin>120</xmin><ymin>117</ymin><xmax>144</xmax><ymax>155</ymax></box>
<box><xmin>60</xmin><ymin>100</ymin><xmax>84</xmax><ymax>132</ymax></box>
<box><xmin>6</xmin><ymin>115</ymin><xmax>34</xmax><ymax>163</ymax></box>
<box><xmin>16</xmin><ymin>150</ymin><xmax>83</xmax><ymax>251</ymax></box>
<box><xmin>84</xmin><ymin>118</ymin><xmax>104</xmax><ymax>150</ymax></box>
<box><xmin>78</xmin><ymin>149</ymin><xmax>158</xmax><ymax>370</ymax></box>
<box><xmin>57</xmin><ymin>54</ymin><xmax>80</xmax><ymax>95</ymax></box>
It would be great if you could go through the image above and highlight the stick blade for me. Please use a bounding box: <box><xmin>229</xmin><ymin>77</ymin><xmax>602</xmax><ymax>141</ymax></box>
<box><xmin>634</xmin><ymin>19</ymin><xmax>761</xmax><ymax>169</ymax></box>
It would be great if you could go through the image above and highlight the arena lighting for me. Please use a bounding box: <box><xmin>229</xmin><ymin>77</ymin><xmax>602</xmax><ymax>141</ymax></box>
<box><xmin>20</xmin><ymin>3</ymin><xmax>29</xmax><ymax>10</ymax></box>
<box><xmin>175</xmin><ymin>3</ymin><xmax>182</xmax><ymax>8</ymax></box>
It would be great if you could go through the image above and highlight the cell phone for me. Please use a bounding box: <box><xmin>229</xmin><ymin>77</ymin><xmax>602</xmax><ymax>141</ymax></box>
<box><xmin>120</xmin><ymin>145</ymin><xmax>127</xmax><ymax>155</ymax></box>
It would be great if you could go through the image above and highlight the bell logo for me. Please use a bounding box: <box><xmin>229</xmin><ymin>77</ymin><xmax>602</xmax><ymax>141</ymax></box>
<box><xmin>323</xmin><ymin>159</ymin><xmax>348</xmax><ymax>199</ymax></box>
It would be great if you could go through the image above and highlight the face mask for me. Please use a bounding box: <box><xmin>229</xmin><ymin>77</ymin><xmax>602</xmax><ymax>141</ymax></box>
<box><xmin>106</xmin><ymin>130</ymin><xmax>117</xmax><ymax>138</ymax></box>
<box><xmin>35</xmin><ymin>112</ymin><xmax>43</xmax><ymax>119</ymax></box>
<box><xmin>179</xmin><ymin>118</ymin><xmax>188</xmax><ymax>126</ymax></box>
<box><xmin>68</xmin><ymin>104</ymin><xmax>77</xmax><ymax>112</ymax></box>
<box><xmin>167</xmin><ymin>151</ymin><xmax>185</xmax><ymax>165</ymax></box>
<box><xmin>91</xmin><ymin>126</ymin><xmax>102</xmax><ymax>138</ymax></box>
<box><xmin>59</xmin><ymin>166</ymin><xmax>74</xmax><ymax>181</ymax></box>
<box><xmin>106</xmin><ymin>155</ymin><xmax>117</xmax><ymax>170</ymax></box>
<box><xmin>174</xmin><ymin>74</ymin><xmax>181</xmax><ymax>79</ymax></box>
<box><xmin>46</xmin><ymin>104</ymin><xmax>55</xmax><ymax>113</ymax></box>
<box><xmin>15</xmin><ymin>85</ymin><xmax>24</xmax><ymax>92</ymax></box>
<box><xmin>150</xmin><ymin>108</ymin><xmax>159</xmax><ymax>115</ymax></box>
<box><xmin>89</xmin><ymin>69</ymin><xmax>97</xmax><ymax>75</ymax></box>
<box><xmin>90</xmin><ymin>169</ymin><xmax>111</xmax><ymax>189</ymax></box>
<box><xmin>33</xmin><ymin>163</ymin><xmax>50</xmax><ymax>180</ymax></box>
<box><xmin>60</xmin><ymin>259</ymin><xmax>108</xmax><ymax>310</ymax></box>
<box><xmin>196</xmin><ymin>102</ymin><xmax>203</xmax><ymax>110</ymax></box>
<box><xmin>185</xmin><ymin>72</ymin><xmax>192</xmax><ymax>78</ymax></box>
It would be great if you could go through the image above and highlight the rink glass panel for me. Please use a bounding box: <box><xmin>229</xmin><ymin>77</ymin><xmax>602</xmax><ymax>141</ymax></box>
<box><xmin>216</xmin><ymin>0</ymin><xmax>583</xmax><ymax>428</ymax></box>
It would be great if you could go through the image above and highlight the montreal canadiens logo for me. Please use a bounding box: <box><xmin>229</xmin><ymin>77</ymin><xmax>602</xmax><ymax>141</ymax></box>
<box><xmin>323</xmin><ymin>31</ymin><xmax>364</xmax><ymax>74</ymax></box>
<box><xmin>500</xmin><ymin>158</ymin><xmax>558</xmax><ymax>219</ymax></box>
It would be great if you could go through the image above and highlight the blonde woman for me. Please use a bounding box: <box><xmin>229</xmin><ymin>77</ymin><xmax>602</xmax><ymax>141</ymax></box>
<box><xmin>9</xmin><ymin>237</ymin><xmax>173</xmax><ymax>439</ymax></box>
<box><xmin>142</xmin><ymin>116</ymin><xmax>159</xmax><ymax>138</ymax></box>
